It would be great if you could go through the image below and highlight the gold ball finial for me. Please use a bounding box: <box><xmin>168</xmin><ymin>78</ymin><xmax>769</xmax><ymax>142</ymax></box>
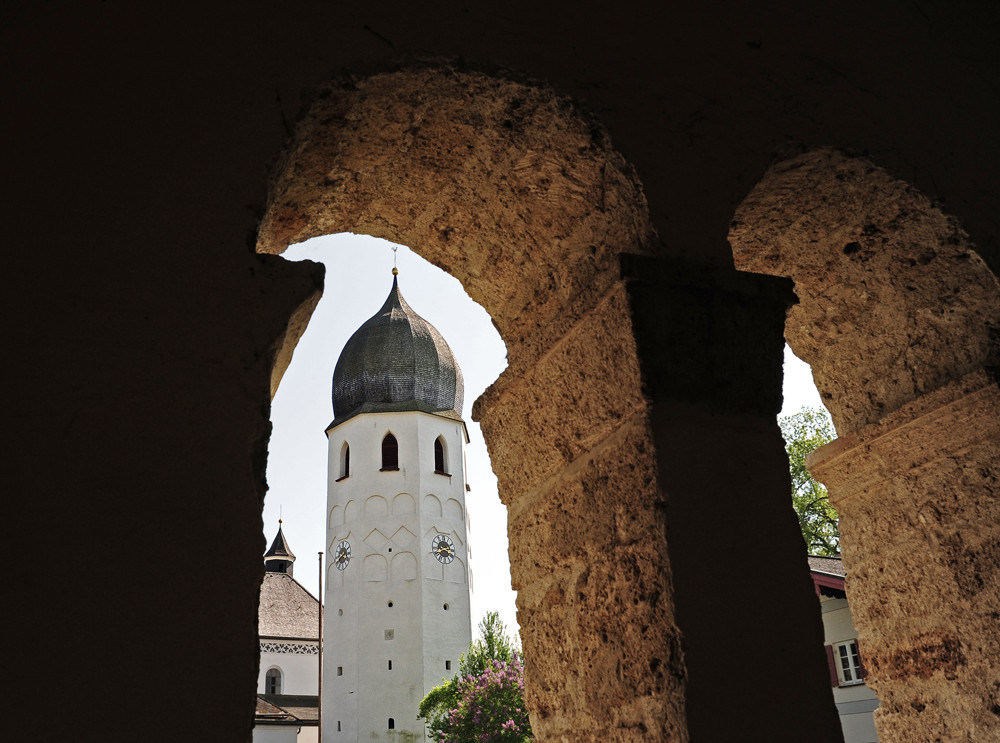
<box><xmin>392</xmin><ymin>267</ymin><xmax>399</xmax><ymax>275</ymax></box>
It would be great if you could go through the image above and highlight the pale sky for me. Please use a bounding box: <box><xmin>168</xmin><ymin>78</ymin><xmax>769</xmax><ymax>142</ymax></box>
<box><xmin>263</xmin><ymin>232</ymin><xmax>823</xmax><ymax>636</ymax></box>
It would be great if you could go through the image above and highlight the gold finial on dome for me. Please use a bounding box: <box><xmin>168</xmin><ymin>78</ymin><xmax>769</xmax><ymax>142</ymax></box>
<box><xmin>392</xmin><ymin>267</ymin><xmax>399</xmax><ymax>275</ymax></box>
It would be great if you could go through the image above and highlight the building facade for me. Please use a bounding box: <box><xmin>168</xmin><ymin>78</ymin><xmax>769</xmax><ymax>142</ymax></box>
<box><xmin>255</xmin><ymin>525</ymin><xmax>321</xmax><ymax>743</ymax></box>
<box><xmin>811</xmin><ymin>556</ymin><xmax>879</xmax><ymax>743</ymax></box>
<box><xmin>323</xmin><ymin>271</ymin><xmax>473</xmax><ymax>741</ymax></box>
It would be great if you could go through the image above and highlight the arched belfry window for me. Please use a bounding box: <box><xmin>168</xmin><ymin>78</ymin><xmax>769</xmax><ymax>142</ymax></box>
<box><xmin>381</xmin><ymin>433</ymin><xmax>399</xmax><ymax>470</ymax></box>
<box><xmin>339</xmin><ymin>441</ymin><xmax>350</xmax><ymax>480</ymax></box>
<box><xmin>265</xmin><ymin>667</ymin><xmax>282</xmax><ymax>694</ymax></box>
<box><xmin>434</xmin><ymin>437</ymin><xmax>447</xmax><ymax>474</ymax></box>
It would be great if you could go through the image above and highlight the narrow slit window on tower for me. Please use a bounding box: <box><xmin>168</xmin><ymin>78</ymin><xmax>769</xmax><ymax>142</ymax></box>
<box><xmin>434</xmin><ymin>436</ymin><xmax>447</xmax><ymax>474</ymax></box>
<box><xmin>388</xmin><ymin>718</ymin><xmax>395</xmax><ymax>730</ymax></box>
<box><xmin>337</xmin><ymin>666</ymin><xmax>343</xmax><ymax>676</ymax></box>
<box><xmin>388</xmin><ymin>659</ymin><xmax>392</xmax><ymax>670</ymax></box>
<box><xmin>381</xmin><ymin>433</ymin><xmax>399</xmax><ymax>470</ymax></box>
<box><xmin>445</xmin><ymin>660</ymin><xmax>451</xmax><ymax>671</ymax></box>
<box><xmin>337</xmin><ymin>721</ymin><xmax>341</xmax><ymax>732</ymax></box>
<box><xmin>338</xmin><ymin>441</ymin><xmax>350</xmax><ymax>480</ymax></box>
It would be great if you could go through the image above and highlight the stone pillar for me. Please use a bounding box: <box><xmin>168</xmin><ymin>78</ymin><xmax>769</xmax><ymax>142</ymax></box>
<box><xmin>474</xmin><ymin>277</ymin><xmax>690</xmax><ymax>742</ymax></box>
<box><xmin>624</xmin><ymin>256</ymin><xmax>843</xmax><ymax>742</ymax></box>
<box><xmin>808</xmin><ymin>369</ymin><xmax>1000</xmax><ymax>742</ymax></box>
<box><xmin>474</xmin><ymin>255</ymin><xmax>843</xmax><ymax>742</ymax></box>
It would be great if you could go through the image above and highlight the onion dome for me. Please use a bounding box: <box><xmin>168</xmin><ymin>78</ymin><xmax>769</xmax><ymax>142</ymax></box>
<box><xmin>331</xmin><ymin>271</ymin><xmax>464</xmax><ymax>426</ymax></box>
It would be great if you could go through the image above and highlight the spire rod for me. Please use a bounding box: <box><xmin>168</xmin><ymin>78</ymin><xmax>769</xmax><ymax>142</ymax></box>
<box><xmin>392</xmin><ymin>245</ymin><xmax>399</xmax><ymax>276</ymax></box>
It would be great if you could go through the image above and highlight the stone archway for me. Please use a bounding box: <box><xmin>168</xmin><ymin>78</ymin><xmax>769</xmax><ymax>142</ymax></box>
<box><xmin>257</xmin><ymin>66</ymin><xmax>844</xmax><ymax>742</ymax></box>
<box><xmin>258</xmin><ymin>65</ymin><xmax>690</xmax><ymax>741</ymax></box>
<box><xmin>257</xmin><ymin>66</ymin><xmax>657</xmax><ymax>384</ymax></box>
<box><xmin>730</xmin><ymin>148</ymin><xmax>1000</xmax><ymax>742</ymax></box>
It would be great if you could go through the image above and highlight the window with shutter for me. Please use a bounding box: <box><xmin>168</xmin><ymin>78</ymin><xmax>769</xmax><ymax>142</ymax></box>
<box><xmin>824</xmin><ymin>645</ymin><xmax>839</xmax><ymax>687</ymax></box>
<box><xmin>832</xmin><ymin>640</ymin><xmax>865</xmax><ymax>686</ymax></box>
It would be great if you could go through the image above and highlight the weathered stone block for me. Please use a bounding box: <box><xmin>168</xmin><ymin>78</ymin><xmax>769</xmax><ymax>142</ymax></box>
<box><xmin>508</xmin><ymin>413</ymin><xmax>687</xmax><ymax>742</ymax></box>
<box><xmin>475</xmin><ymin>283</ymin><xmax>647</xmax><ymax>499</ymax></box>
<box><xmin>810</xmin><ymin>370</ymin><xmax>1000</xmax><ymax>742</ymax></box>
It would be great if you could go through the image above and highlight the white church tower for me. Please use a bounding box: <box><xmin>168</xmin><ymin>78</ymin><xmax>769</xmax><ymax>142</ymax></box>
<box><xmin>323</xmin><ymin>269</ymin><xmax>473</xmax><ymax>742</ymax></box>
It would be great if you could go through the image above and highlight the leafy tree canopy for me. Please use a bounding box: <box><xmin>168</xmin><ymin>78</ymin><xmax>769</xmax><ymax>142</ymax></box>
<box><xmin>459</xmin><ymin>611</ymin><xmax>517</xmax><ymax>677</ymax></box>
<box><xmin>419</xmin><ymin>611</ymin><xmax>532</xmax><ymax>742</ymax></box>
<box><xmin>779</xmin><ymin>406</ymin><xmax>840</xmax><ymax>556</ymax></box>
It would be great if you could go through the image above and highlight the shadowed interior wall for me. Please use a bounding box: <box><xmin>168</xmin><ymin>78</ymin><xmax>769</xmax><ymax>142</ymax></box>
<box><xmin>6</xmin><ymin>2</ymin><xmax>998</xmax><ymax>741</ymax></box>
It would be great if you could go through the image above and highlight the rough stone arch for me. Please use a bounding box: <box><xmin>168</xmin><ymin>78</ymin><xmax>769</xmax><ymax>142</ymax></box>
<box><xmin>730</xmin><ymin>148</ymin><xmax>1000</xmax><ymax>433</ymax></box>
<box><xmin>729</xmin><ymin>148</ymin><xmax>1000</xmax><ymax>742</ymax></box>
<box><xmin>257</xmin><ymin>65</ymin><xmax>657</xmax><ymax>385</ymax></box>
<box><xmin>256</xmin><ymin>66</ymin><xmax>841</xmax><ymax>742</ymax></box>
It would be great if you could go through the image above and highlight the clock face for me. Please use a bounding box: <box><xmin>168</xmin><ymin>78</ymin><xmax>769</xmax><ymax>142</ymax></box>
<box><xmin>334</xmin><ymin>540</ymin><xmax>351</xmax><ymax>570</ymax></box>
<box><xmin>431</xmin><ymin>534</ymin><xmax>455</xmax><ymax>564</ymax></box>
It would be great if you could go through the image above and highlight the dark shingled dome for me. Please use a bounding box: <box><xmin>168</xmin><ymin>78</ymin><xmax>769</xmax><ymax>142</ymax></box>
<box><xmin>331</xmin><ymin>275</ymin><xmax>464</xmax><ymax>424</ymax></box>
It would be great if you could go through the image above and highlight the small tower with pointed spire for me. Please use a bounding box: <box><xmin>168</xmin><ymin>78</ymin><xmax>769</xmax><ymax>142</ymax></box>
<box><xmin>323</xmin><ymin>268</ymin><xmax>472</xmax><ymax>742</ymax></box>
<box><xmin>256</xmin><ymin>521</ymin><xmax>321</xmax><ymax>729</ymax></box>
<box><xmin>264</xmin><ymin>519</ymin><xmax>296</xmax><ymax>576</ymax></box>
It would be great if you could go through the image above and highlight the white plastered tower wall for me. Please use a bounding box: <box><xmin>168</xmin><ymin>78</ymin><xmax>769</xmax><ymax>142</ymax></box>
<box><xmin>323</xmin><ymin>409</ymin><xmax>472</xmax><ymax>742</ymax></box>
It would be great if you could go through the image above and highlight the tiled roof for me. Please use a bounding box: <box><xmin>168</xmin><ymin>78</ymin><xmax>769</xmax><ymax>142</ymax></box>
<box><xmin>258</xmin><ymin>572</ymin><xmax>321</xmax><ymax>639</ymax></box>
<box><xmin>255</xmin><ymin>696</ymin><xmax>294</xmax><ymax>722</ymax></box>
<box><xmin>331</xmin><ymin>275</ymin><xmax>464</xmax><ymax>425</ymax></box>
<box><xmin>255</xmin><ymin>695</ymin><xmax>319</xmax><ymax>726</ymax></box>
<box><xmin>807</xmin><ymin>555</ymin><xmax>845</xmax><ymax>577</ymax></box>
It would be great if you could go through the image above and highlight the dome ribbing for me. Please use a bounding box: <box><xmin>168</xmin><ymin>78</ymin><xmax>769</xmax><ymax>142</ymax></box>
<box><xmin>331</xmin><ymin>275</ymin><xmax>464</xmax><ymax>425</ymax></box>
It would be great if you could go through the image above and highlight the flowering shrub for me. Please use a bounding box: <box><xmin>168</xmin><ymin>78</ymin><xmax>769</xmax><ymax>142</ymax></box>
<box><xmin>419</xmin><ymin>612</ymin><xmax>533</xmax><ymax>743</ymax></box>
<box><xmin>434</xmin><ymin>654</ymin><xmax>533</xmax><ymax>743</ymax></box>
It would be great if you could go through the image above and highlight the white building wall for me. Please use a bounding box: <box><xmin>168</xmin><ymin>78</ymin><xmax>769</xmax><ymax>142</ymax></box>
<box><xmin>257</xmin><ymin>643</ymin><xmax>319</xmax><ymax>695</ymax></box>
<box><xmin>820</xmin><ymin>595</ymin><xmax>879</xmax><ymax>743</ymax></box>
<box><xmin>253</xmin><ymin>726</ymin><xmax>299</xmax><ymax>743</ymax></box>
<box><xmin>324</xmin><ymin>411</ymin><xmax>473</xmax><ymax>743</ymax></box>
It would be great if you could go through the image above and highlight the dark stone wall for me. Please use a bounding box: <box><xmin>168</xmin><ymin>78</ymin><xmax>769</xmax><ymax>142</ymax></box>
<box><xmin>5</xmin><ymin>1</ymin><xmax>996</xmax><ymax>740</ymax></box>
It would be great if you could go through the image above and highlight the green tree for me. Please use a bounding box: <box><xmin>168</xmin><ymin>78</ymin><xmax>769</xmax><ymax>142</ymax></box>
<box><xmin>419</xmin><ymin>612</ymin><xmax>532</xmax><ymax>742</ymax></box>
<box><xmin>458</xmin><ymin>611</ymin><xmax>516</xmax><ymax>677</ymax></box>
<box><xmin>779</xmin><ymin>406</ymin><xmax>840</xmax><ymax>556</ymax></box>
